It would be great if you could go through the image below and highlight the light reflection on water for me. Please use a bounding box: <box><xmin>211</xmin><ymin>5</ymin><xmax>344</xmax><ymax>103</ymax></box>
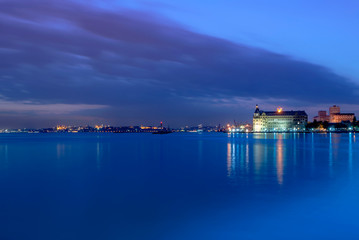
<box><xmin>349</xmin><ymin>132</ymin><xmax>353</xmax><ymax>174</ymax></box>
<box><xmin>0</xmin><ymin>144</ymin><xmax>8</xmax><ymax>170</ymax></box>
<box><xmin>0</xmin><ymin>133</ymin><xmax>358</xmax><ymax>240</ymax></box>
<box><xmin>276</xmin><ymin>135</ymin><xmax>284</xmax><ymax>185</ymax></box>
<box><xmin>96</xmin><ymin>141</ymin><xmax>101</xmax><ymax>170</ymax></box>
<box><xmin>226</xmin><ymin>133</ymin><xmax>356</xmax><ymax>186</ymax></box>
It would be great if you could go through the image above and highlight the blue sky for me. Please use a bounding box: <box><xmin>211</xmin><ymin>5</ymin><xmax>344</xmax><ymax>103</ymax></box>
<box><xmin>119</xmin><ymin>0</ymin><xmax>359</xmax><ymax>81</ymax></box>
<box><xmin>0</xmin><ymin>0</ymin><xmax>358</xmax><ymax>128</ymax></box>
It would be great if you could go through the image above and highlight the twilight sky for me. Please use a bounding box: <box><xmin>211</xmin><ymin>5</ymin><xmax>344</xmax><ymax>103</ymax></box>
<box><xmin>0</xmin><ymin>0</ymin><xmax>358</xmax><ymax>128</ymax></box>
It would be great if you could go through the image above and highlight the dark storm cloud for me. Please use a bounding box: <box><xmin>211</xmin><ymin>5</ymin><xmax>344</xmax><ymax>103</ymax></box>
<box><xmin>0</xmin><ymin>0</ymin><xmax>358</xmax><ymax>126</ymax></box>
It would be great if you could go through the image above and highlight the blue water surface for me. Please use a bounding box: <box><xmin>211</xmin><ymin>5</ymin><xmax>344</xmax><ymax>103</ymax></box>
<box><xmin>0</xmin><ymin>132</ymin><xmax>358</xmax><ymax>240</ymax></box>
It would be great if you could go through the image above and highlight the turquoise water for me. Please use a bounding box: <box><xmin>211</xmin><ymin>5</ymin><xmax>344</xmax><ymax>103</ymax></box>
<box><xmin>0</xmin><ymin>133</ymin><xmax>358</xmax><ymax>239</ymax></box>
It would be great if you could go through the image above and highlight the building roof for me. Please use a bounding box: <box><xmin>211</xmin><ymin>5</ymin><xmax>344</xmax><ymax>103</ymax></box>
<box><xmin>332</xmin><ymin>113</ymin><xmax>355</xmax><ymax>116</ymax></box>
<box><xmin>260</xmin><ymin>111</ymin><xmax>307</xmax><ymax>116</ymax></box>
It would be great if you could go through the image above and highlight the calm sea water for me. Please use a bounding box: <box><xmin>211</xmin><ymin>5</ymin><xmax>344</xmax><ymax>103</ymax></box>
<box><xmin>0</xmin><ymin>133</ymin><xmax>358</xmax><ymax>240</ymax></box>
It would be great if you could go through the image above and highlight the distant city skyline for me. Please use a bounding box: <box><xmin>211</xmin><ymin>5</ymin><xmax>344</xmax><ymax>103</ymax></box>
<box><xmin>1</xmin><ymin>0</ymin><xmax>359</xmax><ymax>128</ymax></box>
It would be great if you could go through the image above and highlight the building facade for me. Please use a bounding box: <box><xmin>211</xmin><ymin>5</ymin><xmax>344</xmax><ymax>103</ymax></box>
<box><xmin>253</xmin><ymin>105</ymin><xmax>308</xmax><ymax>132</ymax></box>
<box><xmin>313</xmin><ymin>110</ymin><xmax>329</xmax><ymax>122</ymax></box>
<box><xmin>330</xmin><ymin>113</ymin><xmax>355</xmax><ymax>123</ymax></box>
<box><xmin>313</xmin><ymin>105</ymin><xmax>355</xmax><ymax>123</ymax></box>
<box><xmin>329</xmin><ymin>105</ymin><xmax>340</xmax><ymax>115</ymax></box>
<box><xmin>329</xmin><ymin>105</ymin><xmax>355</xmax><ymax>123</ymax></box>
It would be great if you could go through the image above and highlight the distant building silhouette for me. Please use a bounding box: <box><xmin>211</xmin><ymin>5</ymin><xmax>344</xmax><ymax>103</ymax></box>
<box><xmin>313</xmin><ymin>105</ymin><xmax>355</xmax><ymax>123</ymax></box>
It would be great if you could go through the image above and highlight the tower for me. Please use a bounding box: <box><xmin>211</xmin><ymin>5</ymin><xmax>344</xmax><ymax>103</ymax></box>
<box><xmin>254</xmin><ymin>104</ymin><xmax>260</xmax><ymax>116</ymax></box>
<box><xmin>253</xmin><ymin>105</ymin><xmax>262</xmax><ymax>132</ymax></box>
<box><xmin>329</xmin><ymin>105</ymin><xmax>340</xmax><ymax>115</ymax></box>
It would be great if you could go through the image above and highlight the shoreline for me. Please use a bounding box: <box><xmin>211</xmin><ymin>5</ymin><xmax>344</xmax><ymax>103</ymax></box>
<box><xmin>0</xmin><ymin>131</ymin><xmax>357</xmax><ymax>134</ymax></box>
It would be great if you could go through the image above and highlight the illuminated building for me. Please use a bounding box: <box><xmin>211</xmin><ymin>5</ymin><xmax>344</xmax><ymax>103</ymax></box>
<box><xmin>313</xmin><ymin>110</ymin><xmax>329</xmax><ymax>122</ymax></box>
<box><xmin>56</xmin><ymin>125</ymin><xmax>67</xmax><ymax>131</ymax></box>
<box><xmin>95</xmin><ymin>125</ymin><xmax>103</xmax><ymax>130</ymax></box>
<box><xmin>253</xmin><ymin>105</ymin><xmax>307</xmax><ymax>132</ymax></box>
<box><xmin>329</xmin><ymin>105</ymin><xmax>340</xmax><ymax>115</ymax></box>
<box><xmin>314</xmin><ymin>105</ymin><xmax>355</xmax><ymax>123</ymax></box>
<box><xmin>330</xmin><ymin>113</ymin><xmax>355</xmax><ymax>123</ymax></box>
<box><xmin>328</xmin><ymin>105</ymin><xmax>355</xmax><ymax>123</ymax></box>
<box><xmin>226</xmin><ymin>123</ymin><xmax>253</xmax><ymax>133</ymax></box>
